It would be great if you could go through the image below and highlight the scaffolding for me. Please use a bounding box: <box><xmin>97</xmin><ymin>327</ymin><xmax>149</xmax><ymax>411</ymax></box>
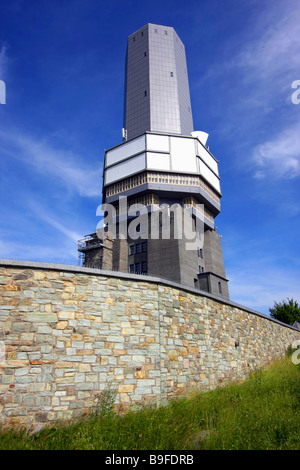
<box><xmin>78</xmin><ymin>233</ymin><xmax>104</xmax><ymax>266</ymax></box>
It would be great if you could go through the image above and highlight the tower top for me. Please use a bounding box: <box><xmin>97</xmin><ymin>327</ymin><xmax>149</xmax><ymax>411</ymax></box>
<box><xmin>124</xmin><ymin>23</ymin><xmax>194</xmax><ymax>140</ymax></box>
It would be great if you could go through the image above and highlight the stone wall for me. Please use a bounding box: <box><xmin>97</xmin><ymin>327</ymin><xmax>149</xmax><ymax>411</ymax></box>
<box><xmin>0</xmin><ymin>260</ymin><xmax>299</xmax><ymax>432</ymax></box>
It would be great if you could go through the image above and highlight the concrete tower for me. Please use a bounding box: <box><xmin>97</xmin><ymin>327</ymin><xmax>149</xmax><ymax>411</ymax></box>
<box><xmin>79</xmin><ymin>23</ymin><xmax>229</xmax><ymax>299</ymax></box>
<box><xmin>124</xmin><ymin>24</ymin><xmax>194</xmax><ymax>139</ymax></box>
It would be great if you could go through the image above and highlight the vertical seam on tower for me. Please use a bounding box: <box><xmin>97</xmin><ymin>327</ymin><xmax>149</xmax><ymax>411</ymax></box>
<box><xmin>147</xmin><ymin>24</ymin><xmax>151</xmax><ymax>131</ymax></box>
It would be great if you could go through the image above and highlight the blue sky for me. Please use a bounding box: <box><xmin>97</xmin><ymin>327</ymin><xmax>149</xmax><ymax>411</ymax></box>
<box><xmin>0</xmin><ymin>0</ymin><xmax>299</xmax><ymax>315</ymax></box>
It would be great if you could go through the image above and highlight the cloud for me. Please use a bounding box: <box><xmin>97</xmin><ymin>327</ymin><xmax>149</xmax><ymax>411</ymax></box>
<box><xmin>200</xmin><ymin>2</ymin><xmax>300</xmax><ymax>184</ymax></box>
<box><xmin>252</xmin><ymin>121</ymin><xmax>300</xmax><ymax>180</ymax></box>
<box><xmin>28</xmin><ymin>200</ymin><xmax>82</xmax><ymax>243</ymax></box>
<box><xmin>0</xmin><ymin>129</ymin><xmax>102</xmax><ymax>198</ymax></box>
<box><xmin>0</xmin><ymin>126</ymin><xmax>101</xmax><ymax>263</ymax></box>
<box><xmin>0</xmin><ymin>234</ymin><xmax>78</xmax><ymax>264</ymax></box>
<box><xmin>228</xmin><ymin>264</ymin><xmax>300</xmax><ymax>315</ymax></box>
<box><xmin>0</xmin><ymin>191</ymin><xmax>83</xmax><ymax>263</ymax></box>
<box><xmin>198</xmin><ymin>2</ymin><xmax>300</xmax><ymax>110</ymax></box>
<box><xmin>236</xmin><ymin>7</ymin><xmax>300</xmax><ymax>81</ymax></box>
<box><xmin>222</xmin><ymin>225</ymin><xmax>300</xmax><ymax>315</ymax></box>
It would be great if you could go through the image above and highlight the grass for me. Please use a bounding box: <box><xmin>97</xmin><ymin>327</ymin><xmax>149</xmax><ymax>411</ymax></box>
<box><xmin>1</xmin><ymin>352</ymin><xmax>300</xmax><ymax>450</ymax></box>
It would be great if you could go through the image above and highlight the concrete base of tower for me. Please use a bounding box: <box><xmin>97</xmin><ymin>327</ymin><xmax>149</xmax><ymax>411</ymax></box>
<box><xmin>78</xmin><ymin>203</ymin><xmax>230</xmax><ymax>298</ymax></box>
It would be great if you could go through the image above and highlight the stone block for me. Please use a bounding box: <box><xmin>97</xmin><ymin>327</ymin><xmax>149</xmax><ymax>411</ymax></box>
<box><xmin>26</xmin><ymin>313</ymin><xmax>57</xmax><ymax>323</ymax></box>
<box><xmin>58</xmin><ymin>311</ymin><xmax>75</xmax><ymax>320</ymax></box>
<box><xmin>107</xmin><ymin>336</ymin><xmax>124</xmax><ymax>343</ymax></box>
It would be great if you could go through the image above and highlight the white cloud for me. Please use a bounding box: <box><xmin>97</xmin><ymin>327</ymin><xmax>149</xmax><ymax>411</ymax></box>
<box><xmin>237</xmin><ymin>7</ymin><xmax>300</xmax><ymax>81</ymax></box>
<box><xmin>0</xmin><ymin>195</ymin><xmax>82</xmax><ymax>263</ymax></box>
<box><xmin>0</xmin><ymin>236</ymin><xmax>78</xmax><ymax>264</ymax></box>
<box><xmin>0</xmin><ymin>129</ymin><xmax>102</xmax><ymax>197</ymax></box>
<box><xmin>228</xmin><ymin>265</ymin><xmax>300</xmax><ymax>315</ymax></box>
<box><xmin>223</xmin><ymin>227</ymin><xmax>300</xmax><ymax>315</ymax></box>
<box><xmin>252</xmin><ymin>122</ymin><xmax>300</xmax><ymax>180</ymax></box>
<box><xmin>28</xmin><ymin>200</ymin><xmax>82</xmax><ymax>243</ymax></box>
<box><xmin>199</xmin><ymin>3</ymin><xmax>300</xmax><ymax>83</ymax></box>
<box><xmin>0</xmin><ymin>127</ymin><xmax>100</xmax><ymax>263</ymax></box>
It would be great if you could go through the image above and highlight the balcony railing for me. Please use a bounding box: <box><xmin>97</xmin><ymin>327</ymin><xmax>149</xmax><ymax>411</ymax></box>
<box><xmin>105</xmin><ymin>171</ymin><xmax>221</xmax><ymax>205</ymax></box>
<box><xmin>78</xmin><ymin>233</ymin><xmax>104</xmax><ymax>252</ymax></box>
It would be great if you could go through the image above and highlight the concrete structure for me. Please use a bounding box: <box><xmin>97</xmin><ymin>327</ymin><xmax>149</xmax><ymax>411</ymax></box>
<box><xmin>78</xmin><ymin>233</ymin><xmax>113</xmax><ymax>270</ymax></box>
<box><xmin>0</xmin><ymin>260</ymin><xmax>299</xmax><ymax>432</ymax></box>
<box><xmin>79</xmin><ymin>24</ymin><xmax>229</xmax><ymax>299</ymax></box>
<box><xmin>124</xmin><ymin>24</ymin><xmax>194</xmax><ymax>139</ymax></box>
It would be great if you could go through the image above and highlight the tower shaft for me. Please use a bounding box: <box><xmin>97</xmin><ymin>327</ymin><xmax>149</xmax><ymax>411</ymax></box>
<box><xmin>124</xmin><ymin>24</ymin><xmax>194</xmax><ymax>139</ymax></box>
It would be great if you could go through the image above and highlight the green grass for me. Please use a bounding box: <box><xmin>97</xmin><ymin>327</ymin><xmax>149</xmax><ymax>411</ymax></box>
<box><xmin>1</xmin><ymin>353</ymin><xmax>300</xmax><ymax>450</ymax></box>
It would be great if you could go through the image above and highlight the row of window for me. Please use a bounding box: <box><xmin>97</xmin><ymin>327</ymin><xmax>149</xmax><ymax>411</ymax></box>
<box><xmin>132</xmin><ymin>29</ymin><xmax>169</xmax><ymax>42</ymax></box>
<box><xmin>130</xmin><ymin>244</ymin><xmax>203</xmax><ymax>258</ymax></box>
<box><xmin>129</xmin><ymin>242</ymin><xmax>147</xmax><ymax>255</ymax></box>
<box><xmin>129</xmin><ymin>262</ymin><xmax>147</xmax><ymax>274</ymax></box>
<box><xmin>154</xmin><ymin>29</ymin><xmax>168</xmax><ymax>35</ymax></box>
<box><xmin>184</xmin><ymin>198</ymin><xmax>214</xmax><ymax>223</ymax></box>
<box><xmin>128</xmin><ymin>194</ymin><xmax>159</xmax><ymax>209</ymax></box>
<box><xmin>132</xmin><ymin>31</ymin><xmax>145</xmax><ymax>41</ymax></box>
<box><xmin>114</xmin><ymin>194</ymin><xmax>159</xmax><ymax>217</ymax></box>
<box><xmin>106</xmin><ymin>171</ymin><xmax>220</xmax><ymax>205</ymax></box>
<box><xmin>130</xmin><ymin>266</ymin><xmax>222</xmax><ymax>286</ymax></box>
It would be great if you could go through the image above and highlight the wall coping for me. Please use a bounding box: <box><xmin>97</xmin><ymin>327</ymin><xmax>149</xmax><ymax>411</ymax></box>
<box><xmin>1</xmin><ymin>259</ymin><xmax>298</xmax><ymax>333</ymax></box>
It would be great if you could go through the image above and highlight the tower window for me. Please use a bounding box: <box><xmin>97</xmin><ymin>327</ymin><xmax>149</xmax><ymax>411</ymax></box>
<box><xmin>198</xmin><ymin>248</ymin><xmax>203</xmax><ymax>258</ymax></box>
<box><xmin>135</xmin><ymin>263</ymin><xmax>141</xmax><ymax>274</ymax></box>
<box><xmin>164</xmin><ymin>31</ymin><xmax>168</xmax><ymax>35</ymax></box>
<box><xmin>129</xmin><ymin>259</ymin><xmax>147</xmax><ymax>275</ymax></box>
<box><xmin>170</xmin><ymin>72</ymin><xmax>174</xmax><ymax>77</ymax></box>
<box><xmin>144</xmin><ymin>51</ymin><xmax>147</xmax><ymax>56</ymax></box>
<box><xmin>142</xmin><ymin>262</ymin><xmax>147</xmax><ymax>273</ymax></box>
<box><xmin>129</xmin><ymin>242</ymin><xmax>147</xmax><ymax>256</ymax></box>
<box><xmin>218</xmin><ymin>282</ymin><xmax>222</xmax><ymax>294</ymax></box>
<box><xmin>144</xmin><ymin>91</ymin><xmax>147</xmax><ymax>97</ymax></box>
